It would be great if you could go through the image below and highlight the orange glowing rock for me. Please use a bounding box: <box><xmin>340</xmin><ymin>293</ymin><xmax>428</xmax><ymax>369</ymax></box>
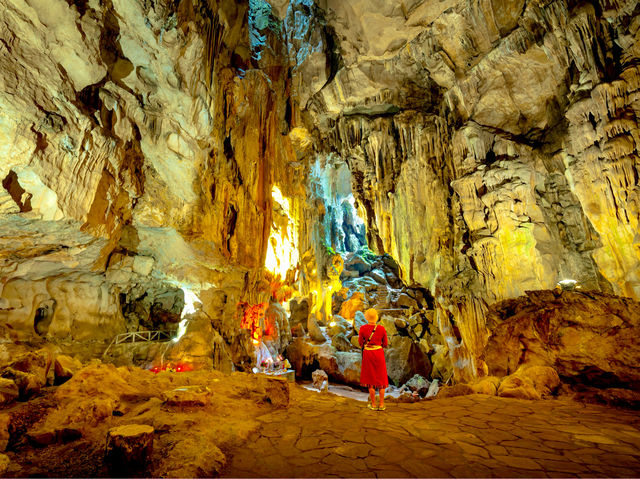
<box><xmin>339</xmin><ymin>292</ymin><xmax>364</xmax><ymax>320</ymax></box>
<box><xmin>239</xmin><ymin>302</ymin><xmax>268</xmax><ymax>343</ymax></box>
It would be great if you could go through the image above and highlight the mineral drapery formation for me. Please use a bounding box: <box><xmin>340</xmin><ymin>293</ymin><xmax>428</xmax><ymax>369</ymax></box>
<box><xmin>0</xmin><ymin>0</ymin><xmax>639</xmax><ymax>383</ymax></box>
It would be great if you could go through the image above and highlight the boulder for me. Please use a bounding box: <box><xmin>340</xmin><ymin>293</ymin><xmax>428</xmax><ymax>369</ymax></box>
<box><xmin>385</xmin><ymin>336</ymin><xmax>431</xmax><ymax>386</ymax></box>
<box><xmin>469</xmin><ymin>376</ymin><xmax>501</xmax><ymax>395</ymax></box>
<box><xmin>327</xmin><ymin>315</ymin><xmax>349</xmax><ymax>337</ymax></box>
<box><xmin>394</xmin><ymin>318</ymin><xmax>408</xmax><ymax>330</ymax></box>
<box><xmin>343</xmin><ymin>254</ymin><xmax>372</xmax><ymax>275</ymax></box>
<box><xmin>54</xmin><ymin>355</ymin><xmax>83</xmax><ymax>384</ymax></box>
<box><xmin>105</xmin><ymin>424</ymin><xmax>154</xmax><ymax>477</ymax></box>
<box><xmin>311</xmin><ymin>369</ymin><xmax>328</xmax><ymax>392</ymax></box>
<box><xmin>0</xmin><ymin>378</ymin><xmax>18</xmax><ymax>405</ymax></box>
<box><xmin>437</xmin><ymin>384</ymin><xmax>475</xmax><ymax>398</ymax></box>
<box><xmin>404</xmin><ymin>374</ymin><xmax>429</xmax><ymax>392</ymax></box>
<box><xmin>163</xmin><ymin>311</ymin><xmax>219</xmax><ymax>370</ymax></box>
<box><xmin>162</xmin><ymin>385</ymin><xmax>212</xmax><ymax>407</ymax></box>
<box><xmin>27</xmin><ymin>426</ymin><xmax>82</xmax><ymax>446</ymax></box>
<box><xmin>339</xmin><ymin>292</ymin><xmax>364</xmax><ymax>320</ymax></box>
<box><xmin>498</xmin><ymin>375</ymin><xmax>541</xmax><ymax>400</ymax></box>
<box><xmin>483</xmin><ymin>291</ymin><xmax>640</xmax><ymax>391</ymax></box>
<box><xmin>495</xmin><ymin>366</ymin><xmax>561</xmax><ymax>400</ymax></box>
<box><xmin>515</xmin><ymin>365</ymin><xmax>561</xmax><ymax>397</ymax></box>
<box><xmin>350</xmin><ymin>335</ymin><xmax>360</xmax><ymax>349</ymax></box>
<box><xmin>396</xmin><ymin>293</ymin><xmax>418</xmax><ymax>309</ymax></box>
<box><xmin>379</xmin><ymin>316</ymin><xmax>397</xmax><ymax>336</ymax></box>
<box><xmin>256</xmin><ymin>375</ymin><xmax>289</xmax><ymax>408</ymax></box>
<box><xmin>1</xmin><ymin>369</ymin><xmax>41</xmax><ymax>399</ymax></box>
<box><xmin>368</xmin><ymin>269</ymin><xmax>387</xmax><ymax>285</ymax></box>
<box><xmin>286</xmin><ymin>338</ymin><xmax>362</xmax><ymax>387</ymax></box>
<box><xmin>332</xmin><ymin>333</ymin><xmax>353</xmax><ymax>352</ymax></box>
<box><xmin>3</xmin><ymin>349</ymin><xmax>51</xmax><ymax>387</ymax></box>
<box><xmin>353</xmin><ymin>311</ymin><xmax>367</xmax><ymax>330</ymax></box>
<box><xmin>307</xmin><ymin>315</ymin><xmax>326</xmax><ymax>343</ymax></box>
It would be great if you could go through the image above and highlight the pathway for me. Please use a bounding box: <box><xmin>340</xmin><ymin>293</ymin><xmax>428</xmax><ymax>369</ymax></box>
<box><xmin>221</xmin><ymin>389</ymin><xmax>640</xmax><ymax>478</ymax></box>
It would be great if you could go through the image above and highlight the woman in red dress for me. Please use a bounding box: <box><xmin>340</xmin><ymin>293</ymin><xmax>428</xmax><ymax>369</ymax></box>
<box><xmin>358</xmin><ymin>308</ymin><xmax>388</xmax><ymax>410</ymax></box>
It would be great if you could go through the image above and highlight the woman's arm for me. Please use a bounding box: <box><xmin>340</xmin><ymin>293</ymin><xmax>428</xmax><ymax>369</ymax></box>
<box><xmin>381</xmin><ymin>327</ymin><xmax>388</xmax><ymax>348</ymax></box>
<box><xmin>358</xmin><ymin>326</ymin><xmax>365</xmax><ymax>348</ymax></box>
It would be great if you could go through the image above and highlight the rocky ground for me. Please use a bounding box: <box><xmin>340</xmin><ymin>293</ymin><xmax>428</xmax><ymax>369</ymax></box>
<box><xmin>1</xmin><ymin>362</ymin><xmax>640</xmax><ymax>478</ymax></box>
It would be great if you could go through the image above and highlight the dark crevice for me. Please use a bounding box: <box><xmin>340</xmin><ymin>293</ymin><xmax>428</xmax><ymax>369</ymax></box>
<box><xmin>2</xmin><ymin>170</ymin><xmax>32</xmax><ymax>213</ymax></box>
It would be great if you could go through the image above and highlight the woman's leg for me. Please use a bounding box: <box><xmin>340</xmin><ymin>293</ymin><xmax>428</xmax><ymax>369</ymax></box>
<box><xmin>378</xmin><ymin>388</ymin><xmax>385</xmax><ymax>408</ymax></box>
<box><xmin>368</xmin><ymin>387</ymin><xmax>377</xmax><ymax>407</ymax></box>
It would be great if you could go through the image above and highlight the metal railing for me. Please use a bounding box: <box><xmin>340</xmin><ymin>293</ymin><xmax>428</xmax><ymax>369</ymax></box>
<box><xmin>102</xmin><ymin>330</ymin><xmax>176</xmax><ymax>358</ymax></box>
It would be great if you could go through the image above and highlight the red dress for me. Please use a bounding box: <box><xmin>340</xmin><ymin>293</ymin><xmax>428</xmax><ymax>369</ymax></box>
<box><xmin>358</xmin><ymin>324</ymin><xmax>389</xmax><ymax>389</ymax></box>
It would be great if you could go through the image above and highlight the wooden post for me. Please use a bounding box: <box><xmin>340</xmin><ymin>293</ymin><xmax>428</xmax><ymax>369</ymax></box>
<box><xmin>105</xmin><ymin>424</ymin><xmax>154</xmax><ymax>477</ymax></box>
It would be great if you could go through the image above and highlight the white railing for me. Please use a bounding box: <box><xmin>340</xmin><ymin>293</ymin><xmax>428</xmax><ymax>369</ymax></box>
<box><xmin>102</xmin><ymin>330</ymin><xmax>176</xmax><ymax>358</ymax></box>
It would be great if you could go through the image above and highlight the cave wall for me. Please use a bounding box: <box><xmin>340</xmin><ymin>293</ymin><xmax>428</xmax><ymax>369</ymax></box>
<box><xmin>284</xmin><ymin>0</ymin><xmax>640</xmax><ymax>380</ymax></box>
<box><xmin>0</xmin><ymin>0</ymin><xmax>309</xmax><ymax>362</ymax></box>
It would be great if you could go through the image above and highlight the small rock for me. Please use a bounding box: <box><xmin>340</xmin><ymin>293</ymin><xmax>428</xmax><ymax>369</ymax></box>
<box><xmin>105</xmin><ymin>424</ymin><xmax>154</xmax><ymax>477</ymax></box>
<box><xmin>404</xmin><ymin>374</ymin><xmax>429</xmax><ymax>392</ymax></box>
<box><xmin>413</xmin><ymin>324</ymin><xmax>423</xmax><ymax>337</ymax></box>
<box><xmin>312</xmin><ymin>369</ymin><xmax>328</xmax><ymax>392</ymax></box>
<box><xmin>0</xmin><ymin>378</ymin><xmax>19</xmax><ymax>405</ymax></box>
<box><xmin>54</xmin><ymin>355</ymin><xmax>83</xmax><ymax>384</ymax></box>
<box><xmin>162</xmin><ymin>385</ymin><xmax>212</xmax><ymax>407</ymax></box>
<box><xmin>418</xmin><ymin>338</ymin><xmax>431</xmax><ymax>355</ymax></box>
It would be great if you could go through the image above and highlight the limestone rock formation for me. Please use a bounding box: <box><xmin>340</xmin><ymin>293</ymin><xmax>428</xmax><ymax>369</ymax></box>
<box><xmin>0</xmin><ymin>0</ymin><xmax>638</xmax><ymax>389</ymax></box>
<box><xmin>482</xmin><ymin>290</ymin><xmax>640</xmax><ymax>391</ymax></box>
<box><xmin>283</xmin><ymin>0</ymin><xmax>640</xmax><ymax>381</ymax></box>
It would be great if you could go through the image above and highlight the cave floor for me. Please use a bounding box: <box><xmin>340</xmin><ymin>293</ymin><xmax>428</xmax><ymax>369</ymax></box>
<box><xmin>221</xmin><ymin>389</ymin><xmax>640</xmax><ymax>478</ymax></box>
